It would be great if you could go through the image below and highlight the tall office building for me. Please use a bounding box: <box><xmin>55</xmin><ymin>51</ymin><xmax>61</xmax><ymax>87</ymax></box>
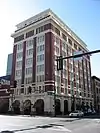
<box><xmin>10</xmin><ymin>9</ymin><xmax>93</xmax><ymax>115</ymax></box>
<box><xmin>6</xmin><ymin>53</ymin><xmax>13</xmax><ymax>75</ymax></box>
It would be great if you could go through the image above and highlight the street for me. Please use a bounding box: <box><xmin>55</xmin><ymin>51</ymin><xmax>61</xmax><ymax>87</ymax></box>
<box><xmin>0</xmin><ymin>115</ymin><xmax>100</xmax><ymax>133</ymax></box>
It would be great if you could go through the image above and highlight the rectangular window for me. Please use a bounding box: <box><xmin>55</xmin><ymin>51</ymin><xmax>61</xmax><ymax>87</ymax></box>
<box><xmin>26</xmin><ymin>67</ymin><xmax>32</xmax><ymax>75</ymax></box>
<box><xmin>36</xmin><ymin>26</ymin><xmax>44</xmax><ymax>34</ymax></box>
<box><xmin>21</xmin><ymin>88</ymin><xmax>24</xmax><ymax>93</ymax></box>
<box><xmin>63</xmin><ymin>69</ymin><xmax>67</xmax><ymax>76</ymax></box>
<box><xmin>37</xmin><ymin>45</ymin><xmax>44</xmax><ymax>52</ymax></box>
<box><xmin>37</xmin><ymin>35</ymin><xmax>44</xmax><ymax>43</ymax></box>
<box><xmin>68</xmin><ymin>38</ymin><xmax>72</xmax><ymax>45</ymax></box>
<box><xmin>55</xmin><ymin>27</ymin><xmax>60</xmax><ymax>35</ymax></box>
<box><xmin>16</xmin><ymin>70</ymin><xmax>22</xmax><ymax>77</ymax></box>
<box><xmin>62</xmin><ymin>42</ymin><xmax>66</xmax><ymax>49</ymax></box>
<box><xmin>62</xmin><ymin>33</ymin><xmax>67</xmax><ymax>41</ymax></box>
<box><xmin>14</xmin><ymin>34</ymin><xmax>24</xmax><ymax>43</ymax></box>
<box><xmin>25</xmin><ymin>77</ymin><xmax>32</xmax><ymax>84</ymax></box>
<box><xmin>37</xmin><ymin>75</ymin><xmax>44</xmax><ymax>82</ymax></box>
<box><xmin>37</xmin><ymin>64</ymin><xmax>44</xmax><ymax>73</ymax></box>
<box><xmin>55</xmin><ymin>37</ymin><xmax>60</xmax><ymax>44</ymax></box>
<box><xmin>55</xmin><ymin>46</ymin><xmax>59</xmax><ymax>54</ymax></box>
<box><xmin>26</xmin><ymin>30</ymin><xmax>34</xmax><ymax>38</ymax></box>
<box><xmin>64</xmin><ymin>60</ymin><xmax>67</xmax><ymax>67</ymax></box>
<box><xmin>26</xmin><ymin>48</ymin><xmax>33</xmax><ymax>56</ymax></box>
<box><xmin>17</xmin><ymin>52</ymin><xmax>23</xmax><ymax>59</ymax></box>
<box><xmin>17</xmin><ymin>43</ymin><xmax>23</xmax><ymax>50</ymax></box>
<box><xmin>26</xmin><ymin>58</ymin><xmax>33</xmax><ymax>66</ymax></box>
<box><xmin>74</xmin><ymin>43</ymin><xmax>77</xmax><ymax>49</ymax></box>
<box><xmin>16</xmin><ymin>61</ymin><xmax>22</xmax><ymax>68</ymax></box>
<box><xmin>37</xmin><ymin>54</ymin><xmax>44</xmax><ymax>62</ymax></box>
<box><xmin>26</xmin><ymin>39</ymin><xmax>34</xmax><ymax>47</ymax></box>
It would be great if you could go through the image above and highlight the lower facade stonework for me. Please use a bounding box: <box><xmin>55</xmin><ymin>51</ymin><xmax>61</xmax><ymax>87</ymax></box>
<box><xmin>9</xmin><ymin>93</ymin><xmax>93</xmax><ymax>115</ymax></box>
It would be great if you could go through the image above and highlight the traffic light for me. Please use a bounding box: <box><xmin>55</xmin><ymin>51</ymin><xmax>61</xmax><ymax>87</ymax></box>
<box><xmin>14</xmin><ymin>80</ymin><xmax>17</xmax><ymax>88</ymax></box>
<box><xmin>57</xmin><ymin>56</ymin><xmax>63</xmax><ymax>70</ymax></box>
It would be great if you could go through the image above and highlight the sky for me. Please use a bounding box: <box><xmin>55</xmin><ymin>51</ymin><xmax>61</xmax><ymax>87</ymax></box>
<box><xmin>0</xmin><ymin>0</ymin><xmax>100</xmax><ymax>77</ymax></box>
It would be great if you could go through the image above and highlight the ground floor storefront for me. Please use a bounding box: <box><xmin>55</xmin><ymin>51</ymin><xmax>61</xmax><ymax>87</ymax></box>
<box><xmin>9</xmin><ymin>93</ymin><xmax>94</xmax><ymax>116</ymax></box>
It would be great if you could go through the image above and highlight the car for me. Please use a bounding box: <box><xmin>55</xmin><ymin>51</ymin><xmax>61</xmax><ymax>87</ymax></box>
<box><xmin>69</xmin><ymin>110</ymin><xmax>84</xmax><ymax>117</ymax></box>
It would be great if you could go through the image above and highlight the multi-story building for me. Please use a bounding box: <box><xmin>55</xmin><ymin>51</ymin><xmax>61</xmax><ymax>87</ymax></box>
<box><xmin>6</xmin><ymin>53</ymin><xmax>13</xmax><ymax>75</ymax></box>
<box><xmin>10</xmin><ymin>9</ymin><xmax>93</xmax><ymax>115</ymax></box>
<box><xmin>92</xmin><ymin>76</ymin><xmax>100</xmax><ymax>112</ymax></box>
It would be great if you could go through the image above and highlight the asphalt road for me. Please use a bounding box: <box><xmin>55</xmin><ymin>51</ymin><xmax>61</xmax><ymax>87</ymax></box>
<box><xmin>0</xmin><ymin>115</ymin><xmax>100</xmax><ymax>133</ymax></box>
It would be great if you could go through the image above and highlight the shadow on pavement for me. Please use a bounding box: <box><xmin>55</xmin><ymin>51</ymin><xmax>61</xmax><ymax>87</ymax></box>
<box><xmin>1</xmin><ymin>124</ymin><xmax>64</xmax><ymax>133</ymax></box>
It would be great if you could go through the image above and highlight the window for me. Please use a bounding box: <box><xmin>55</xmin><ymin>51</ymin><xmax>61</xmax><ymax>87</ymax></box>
<box><xmin>36</xmin><ymin>26</ymin><xmax>45</xmax><ymax>34</ymax></box>
<box><xmin>14</xmin><ymin>34</ymin><xmax>24</xmax><ymax>43</ymax></box>
<box><xmin>63</xmin><ymin>69</ymin><xmax>67</xmax><ymax>76</ymax></box>
<box><xmin>68</xmin><ymin>38</ymin><xmax>72</xmax><ymax>45</ymax></box>
<box><xmin>68</xmin><ymin>46</ymin><xmax>72</xmax><ymax>54</ymax></box>
<box><xmin>25</xmin><ymin>77</ymin><xmax>32</xmax><ymax>84</ymax></box>
<box><xmin>37</xmin><ymin>75</ymin><xmax>44</xmax><ymax>82</ymax></box>
<box><xmin>26</xmin><ymin>58</ymin><xmax>33</xmax><ymax>66</ymax></box>
<box><xmin>62</xmin><ymin>51</ymin><xmax>66</xmax><ymax>57</ymax></box>
<box><xmin>21</xmin><ymin>88</ymin><xmax>24</xmax><ymax>93</ymax></box>
<box><xmin>16</xmin><ymin>70</ymin><xmax>22</xmax><ymax>77</ymax></box>
<box><xmin>26</xmin><ymin>67</ymin><xmax>32</xmax><ymax>75</ymax></box>
<box><xmin>55</xmin><ymin>27</ymin><xmax>60</xmax><ymax>35</ymax></box>
<box><xmin>26</xmin><ymin>48</ymin><xmax>33</xmax><ymax>56</ymax></box>
<box><xmin>62</xmin><ymin>33</ymin><xmax>67</xmax><ymax>41</ymax></box>
<box><xmin>64</xmin><ymin>60</ymin><xmax>67</xmax><ymax>67</ymax></box>
<box><xmin>55</xmin><ymin>46</ymin><xmax>59</xmax><ymax>54</ymax></box>
<box><xmin>62</xmin><ymin>42</ymin><xmax>66</xmax><ymax>49</ymax></box>
<box><xmin>96</xmin><ymin>87</ymin><xmax>99</xmax><ymax>94</ymax></box>
<box><xmin>37</xmin><ymin>64</ymin><xmax>44</xmax><ymax>73</ymax></box>
<box><xmin>37</xmin><ymin>54</ymin><xmax>44</xmax><ymax>62</ymax></box>
<box><xmin>17</xmin><ymin>52</ymin><xmax>23</xmax><ymax>59</ymax></box>
<box><xmin>26</xmin><ymin>39</ymin><xmax>34</xmax><ymax>47</ymax></box>
<box><xmin>17</xmin><ymin>43</ymin><xmax>23</xmax><ymax>50</ymax></box>
<box><xmin>26</xmin><ymin>30</ymin><xmax>34</xmax><ymax>38</ymax></box>
<box><xmin>37</xmin><ymin>35</ymin><xmax>44</xmax><ymax>43</ymax></box>
<box><xmin>55</xmin><ymin>37</ymin><xmax>60</xmax><ymax>44</ymax></box>
<box><xmin>16</xmin><ymin>61</ymin><xmax>22</xmax><ymax>68</ymax></box>
<box><xmin>37</xmin><ymin>45</ymin><xmax>44</xmax><ymax>52</ymax></box>
<box><xmin>74</xmin><ymin>43</ymin><xmax>77</xmax><ymax>50</ymax></box>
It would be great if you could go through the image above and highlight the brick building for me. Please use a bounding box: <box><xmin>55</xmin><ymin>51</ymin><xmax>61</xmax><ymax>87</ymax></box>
<box><xmin>92</xmin><ymin>76</ymin><xmax>100</xmax><ymax>112</ymax></box>
<box><xmin>10</xmin><ymin>9</ymin><xmax>93</xmax><ymax>115</ymax></box>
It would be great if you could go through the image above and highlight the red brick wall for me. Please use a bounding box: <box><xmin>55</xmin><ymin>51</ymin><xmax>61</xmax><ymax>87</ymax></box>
<box><xmin>45</xmin><ymin>32</ymin><xmax>54</xmax><ymax>91</ymax></box>
<box><xmin>21</xmin><ymin>41</ymin><xmax>26</xmax><ymax>84</ymax></box>
<box><xmin>32</xmin><ymin>37</ymin><xmax>37</xmax><ymax>83</ymax></box>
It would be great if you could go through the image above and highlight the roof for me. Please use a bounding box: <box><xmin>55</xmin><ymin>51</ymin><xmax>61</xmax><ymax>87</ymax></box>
<box><xmin>15</xmin><ymin>8</ymin><xmax>87</xmax><ymax>49</ymax></box>
<box><xmin>91</xmin><ymin>76</ymin><xmax>100</xmax><ymax>81</ymax></box>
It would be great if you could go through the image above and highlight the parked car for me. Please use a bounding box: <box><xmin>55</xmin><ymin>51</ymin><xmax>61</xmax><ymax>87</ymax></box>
<box><xmin>69</xmin><ymin>110</ymin><xmax>84</xmax><ymax>117</ymax></box>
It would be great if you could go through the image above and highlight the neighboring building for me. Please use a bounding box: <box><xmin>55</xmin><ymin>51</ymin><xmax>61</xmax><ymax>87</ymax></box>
<box><xmin>10</xmin><ymin>9</ymin><xmax>93</xmax><ymax>115</ymax></box>
<box><xmin>0</xmin><ymin>75</ymin><xmax>11</xmax><ymax>113</ymax></box>
<box><xmin>6</xmin><ymin>53</ymin><xmax>13</xmax><ymax>75</ymax></box>
<box><xmin>92</xmin><ymin>76</ymin><xmax>100</xmax><ymax>112</ymax></box>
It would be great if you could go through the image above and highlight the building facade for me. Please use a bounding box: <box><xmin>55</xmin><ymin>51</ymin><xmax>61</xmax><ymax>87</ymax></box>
<box><xmin>10</xmin><ymin>9</ymin><xmax>93</xmax><ymax>115</ymax></box>
<box><xmin>92</xmin><ymin>76</ymin><xmax>100</xmax><ymax>112</ymax></box>
<box><xmin>6</xmin><ymin>53</ymin><xmax>13</xmax><ymax>75</ymax></box>
<box><xmin>0</xmin><ymin>75</ymin><xmax>11</xmax><ymax>113</ymax></box>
